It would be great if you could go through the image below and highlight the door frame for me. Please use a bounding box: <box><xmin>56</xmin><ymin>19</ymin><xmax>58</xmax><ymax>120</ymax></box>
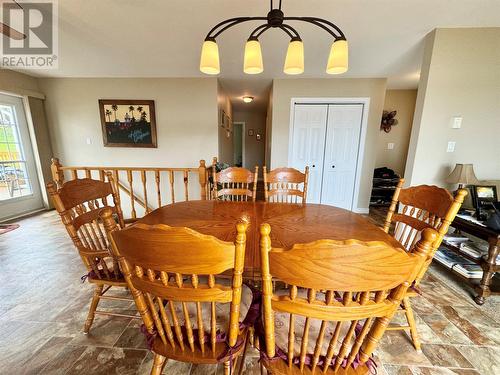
<box><xmin>232</xmin><ymin>121</ymin><xmax>245</xmax><ymax>167</ymax></box>
<box><xmin>287</xmin><ymin>97</ymin><xmax>370</xmax><ymax>213</ymax></box>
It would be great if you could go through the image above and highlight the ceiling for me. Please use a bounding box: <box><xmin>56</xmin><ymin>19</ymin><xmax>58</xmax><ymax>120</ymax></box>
<box><xmin>14</xmin><ymin>0</ymin><xmax>500</xmax><ymax>108</ymax></box>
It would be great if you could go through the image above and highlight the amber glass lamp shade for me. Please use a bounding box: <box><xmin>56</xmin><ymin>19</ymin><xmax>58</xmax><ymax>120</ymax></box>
<box><xmin>243</xmin><ymin>38</ymin><xmax>264</xmax><ymax>74</ymax></box>
<box><xmin>283</xmin><ymin>38</ymin><xmax>304</xmax><ymax>75</ymax></box>
<box><xmin>326</xmin><ymin>39</ymin><xmax>348</xmax><ymax>74</ymax></box>
<box><xmin>200</xmin><ymin>39</ymin><xmax>220</xmax><ymax>75</ymax></box>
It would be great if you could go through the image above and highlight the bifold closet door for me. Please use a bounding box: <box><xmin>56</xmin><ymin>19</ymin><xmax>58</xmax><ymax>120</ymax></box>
<box><xmin>320</xmin><ymin>104</ymin><xmax>363</xmax><ymax>209</ymax></box>
<box><xmin>289</xmin><ymin>104</ymin><xmax>328</xmax><ymax>204</ymax></box>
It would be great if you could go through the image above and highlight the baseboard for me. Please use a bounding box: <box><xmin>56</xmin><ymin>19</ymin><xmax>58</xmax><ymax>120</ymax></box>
<box><xmin>353</xmin><ymin>207</ymin><xmax>369</xmax><ymax>214</ymax></box>
<box><xmin>0</xmin><ymin>207</ymin><xmax>48</xmax><ymax>223</ymax></box>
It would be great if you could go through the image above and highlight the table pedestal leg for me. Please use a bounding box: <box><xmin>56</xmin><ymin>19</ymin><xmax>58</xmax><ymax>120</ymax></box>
<box><xmin>475</xmin><ymin>237</ymin><xmax>499</xmax><ymax>305</ymax></box>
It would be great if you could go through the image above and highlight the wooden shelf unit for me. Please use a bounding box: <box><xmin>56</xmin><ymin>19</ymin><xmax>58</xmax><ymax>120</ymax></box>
<box><xmin>446</xmin><ymin>216</ymin><xmax>500</xmax><ymax>304</ymax></box>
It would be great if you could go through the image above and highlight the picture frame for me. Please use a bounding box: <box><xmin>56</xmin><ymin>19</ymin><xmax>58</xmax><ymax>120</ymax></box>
<box><xmin>99</xmin><ymin>99</ymin><xmax>157</xmax><ymax>148</ymax></box>
<box><xmin>248</xmin><ymin>129</ymin><xmax>254</xmax><ymax>136</ymax></box>
<box><xmin>471</xmin><ymin>185</ymin><xmax>498</xmax><ymax>208</ymax></box>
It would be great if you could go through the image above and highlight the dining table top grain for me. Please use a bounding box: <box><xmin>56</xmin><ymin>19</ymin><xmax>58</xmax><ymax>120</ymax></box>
<box><xmin>137</xmin><ymin>200</ymin><xmax>403</xmax><ymax>279</ymax></box>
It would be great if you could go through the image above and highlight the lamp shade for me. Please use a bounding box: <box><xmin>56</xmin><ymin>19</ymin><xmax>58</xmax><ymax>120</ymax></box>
<box><xmin>326</xmin><ymin>39</ymin><xmax>348</xmax><ymax>74</ymax></box>
<box><xmin>200</xmin><ymin>39</ymin><xmax>220</xmax><ymax>75</ymax></box>
<box><xmin>244</xmin><ymin>39</ymin><xmax>264</xmax><ymax>74</ymax></box>
<box><xmin>284</xmin><ymin>39</ymin><xmax>304</xmax><ymax>75</ymax></box>
<box><xmin>446</xmin><ymin>164</ymin><xmax>480</xmax><ymax>185</ymax></box>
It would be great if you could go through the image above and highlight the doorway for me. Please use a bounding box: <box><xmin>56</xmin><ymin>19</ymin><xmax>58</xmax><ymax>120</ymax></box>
<box><xmin>288</xmin><ymin>99</ymin><xmax>369</xmax><ymax>211</ymax></box>
<box><xmin>0</xmin><ymin>93</ymin><xmax>44</xmax><ymax>221</ymax></box>
<box><xmin>233</xmin><ymin>121</ymin><xmax>245</xmax><ymax>167</ymax></box>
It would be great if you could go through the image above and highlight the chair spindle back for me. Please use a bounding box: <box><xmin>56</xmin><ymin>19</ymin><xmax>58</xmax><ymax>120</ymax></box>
<box><xmin>263</xmin><ymin>166</ymin><xmax>309</xmax><ymax>203</ymax></box>
<box><xmin>102</xmin><ymin>210</ymin><xmax>248</xmax><ymax>355</ymax></box>
<box><xmin>383</xmin><ymin>179</ymin><xmax>467</xmax><ymax>285</ymax></box>
<box><xmin>259</xmin><ymin>223</ymin><xmax>437</xmax><ymax>374</ymax></box>
<box><xmin>47</xmin><ymin>174</ymin><xmax>124</xmax><ymax>281</ymax></box>
<box><xmin>212</xmin><ymin>166</ymin><xmax>258</xmax><ymax>202</ymax></box>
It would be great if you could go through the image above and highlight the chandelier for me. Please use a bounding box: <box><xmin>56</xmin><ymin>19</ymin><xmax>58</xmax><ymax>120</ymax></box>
<box><xmin>199</xmin><ymin>0</ymin><xmax>348</xmax><ymax>75</ymax></box>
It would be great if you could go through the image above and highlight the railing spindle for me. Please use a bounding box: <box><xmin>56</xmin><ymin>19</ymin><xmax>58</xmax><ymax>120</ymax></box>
<box><xmin>155</xmin><ymin>170</ymin><xmax>161</xmax><ymax>207</ymax></box>
<box><xmin>169</xmin><ymin>170</ymin><xmax>175</xmax><ymax>204</ymax></box>
<box><xmin>141</xmin><ymin>170</ymin><xmax>149</xmax><ymax>213</ymax></box>
<box><xmin>127</xmin><ymin>170</ymin><xmax>137</xmax><ymax>219</ymax></box>
<box><xmin>183</xmin><ymin>171</ymin><xmax>189</xmax><ymax>201</ymax></box>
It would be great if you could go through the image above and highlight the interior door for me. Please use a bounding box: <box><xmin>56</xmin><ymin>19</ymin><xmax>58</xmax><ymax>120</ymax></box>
<box><xmin>320</xmin><ymin>104</ymin><xmax>364</xmax><ymax>209</ymax></box>
<box><xmin>0</xmin><ymin>94</ymin><xmax>43</xmax><ymax>221</ymax></box>
<box><xmin>289</xmin><ymin>104</ymin><xmax>327</xmax><ymax>204</ymax></box>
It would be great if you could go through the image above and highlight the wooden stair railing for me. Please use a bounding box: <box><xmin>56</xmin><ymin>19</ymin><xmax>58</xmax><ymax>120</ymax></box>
<box><xmin>50</xmin><ymin>158</ymin><xmax>214</xmax><ymax>221</ymax></box>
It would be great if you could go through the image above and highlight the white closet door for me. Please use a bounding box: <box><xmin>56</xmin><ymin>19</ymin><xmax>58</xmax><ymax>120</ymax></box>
<box><xmin>320</xmin><ymin>104</ymin><xmax>363</xmax><ymax>209</ymax></box>
<box><xmin>289</xmin><ymin>104</ymin><xmax>328</xmax><ymax>204</ymax></box>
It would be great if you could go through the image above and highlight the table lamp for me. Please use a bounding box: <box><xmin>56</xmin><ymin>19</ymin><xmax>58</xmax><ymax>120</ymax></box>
<box><xmin>445</xmin><ymin>163</ymin><xmax>480</xmax><ymax>188</ymax></box>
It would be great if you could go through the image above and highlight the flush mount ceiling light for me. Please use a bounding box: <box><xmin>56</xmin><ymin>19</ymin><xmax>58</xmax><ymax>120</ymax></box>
<box><xmin>200</xmin><ymin>0</ymin><xmax>348</xmax><ymax>76</ymax></box>
<box><xmin>242</xmin><ymin>96</ymin><xmax>254</xmax><ymax>103</ymax></box>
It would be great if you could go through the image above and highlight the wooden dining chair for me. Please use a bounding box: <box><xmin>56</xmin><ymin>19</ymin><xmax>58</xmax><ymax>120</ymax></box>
<box><xmin>47</xmin><ymin>174</ymin><xmax>136</xmax><ymax>333</ymax></box>
<box><xmin>258</xmin><ymin>223</ymin><xmax>437</xmax><ymax>374</ymax></box>
<box><xmin>382</xmin><ymin>178</ymin><xmax>467</xmax><ymax>350</ymax></box>
<box><xmin>101</xmin><ymin>208</ymin><xmax>250</xmax><ymax>375</ymax></box>
<box><xmin>263</xmin><ymin>166</ymin><xmax>309</xmax><ymax>203</ymax></box>
<box><xmin>212</xmin><ymin>165</ymin><xmax>259</xmax><ymax>201</ymax></box>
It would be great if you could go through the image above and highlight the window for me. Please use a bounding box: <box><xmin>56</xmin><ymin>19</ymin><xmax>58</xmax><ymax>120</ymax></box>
<box><xmin>0</xmin><ymin>104</ymin><xmax>33</xmax><ymax>200</ymax></box>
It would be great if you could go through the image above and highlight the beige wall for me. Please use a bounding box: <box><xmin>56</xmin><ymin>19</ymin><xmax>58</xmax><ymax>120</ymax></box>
<box><xmin>405</xmin><ymin>28</ymin><xmax>500</xmax><ymax>187</ymax></box>
<box><xmin>217</xmin><ymin>81</ymin><xmax>233</xmax><ymax>165</ymax></box>
<box><xmin>39</xmin><ymin>78</ymin><xmax>218</xmax><ymax>167</ymax></box>
<box><xmin>270</xmin><ymin>78</ymin><xmax>387</xmax><ymax>210</ymax></box>
<box><xmin>0</xmin><ymin>69</ymin><xmax>43</xmax><ymax>98</ymax></box>
<box><xmin>375</xmin><ymin>89</ymin><xmax>417</xmax><ymax>176</ymax></box>
<box><xmin>233</xmin><ymin>110</ymin><xmax>266</xmax><ymax>170</ymax></box>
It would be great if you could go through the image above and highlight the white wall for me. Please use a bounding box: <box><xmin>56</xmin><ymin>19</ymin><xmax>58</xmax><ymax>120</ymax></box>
<box><xmin>233</xmin><ymin>110</ymin><xmax>266</xmax><ymax>170</ymax></box>
<box><xmin>405</xmin><ymin>28</ymin><xmax>500</xmax><ymax>186</ymax></box>
<box><xmin>270</xmin><ymin>78</ymin><xmax>387</xmax><ymax>210</ymax></box>
<box><xmin>39</xmin><ymin>78</ymin><xmax>218</xmax><ymax>167</ymax></box>
<box><xmin>375</xmin><ymin>89</ymin><xmax>417</xmax><ymax>176</ymax></box>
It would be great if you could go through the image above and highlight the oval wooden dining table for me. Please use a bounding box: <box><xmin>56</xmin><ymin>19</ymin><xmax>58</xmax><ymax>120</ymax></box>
<box><xmin>137</xmin><ymin>200</ymin><xmax>404</xmax><ymax>280</ymax></box>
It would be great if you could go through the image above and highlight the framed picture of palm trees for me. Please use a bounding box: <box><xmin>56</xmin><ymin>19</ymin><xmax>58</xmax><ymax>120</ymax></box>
<box><xmin>98</xmin><ymin>99</ymin><xmax>157</xmax><ymax>147</ymax></box>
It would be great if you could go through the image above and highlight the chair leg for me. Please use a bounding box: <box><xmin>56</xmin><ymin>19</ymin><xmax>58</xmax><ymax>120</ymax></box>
<box><xmin>84</xmin><ymin>284</ymin><xmax>103</xmax><ymax>333</ymax></box>
<box><xmin>224</xmin><ymin>361</ymin><xmax>230</xmax><ymax>375</ymax></box>
<box><xmin>150</xmin><ymin>353</ymin><xmax>167</xmax><ymax>375</ymax></box>
<box><xmin>403</xmin><ymin>296</ymin><xmax>421</xmax><ymax>351</ymax></box>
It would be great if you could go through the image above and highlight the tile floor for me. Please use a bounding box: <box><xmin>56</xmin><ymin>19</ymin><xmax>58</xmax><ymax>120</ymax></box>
<box><xmin>0</xmin><ymin>209</ymin><xmax>499</xmax><ymax>374</ymax></box>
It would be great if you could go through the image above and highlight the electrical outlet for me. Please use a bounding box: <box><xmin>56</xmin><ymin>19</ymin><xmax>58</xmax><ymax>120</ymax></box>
<box><xmin>387</xmin><ymin>142</ymin><xmax>394</xmax><ymax>150</ymax></box>
<box><xmin>447</xmin><ymin>141</ymin><xmax>456</xmax><ymax>152</ymax></box>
